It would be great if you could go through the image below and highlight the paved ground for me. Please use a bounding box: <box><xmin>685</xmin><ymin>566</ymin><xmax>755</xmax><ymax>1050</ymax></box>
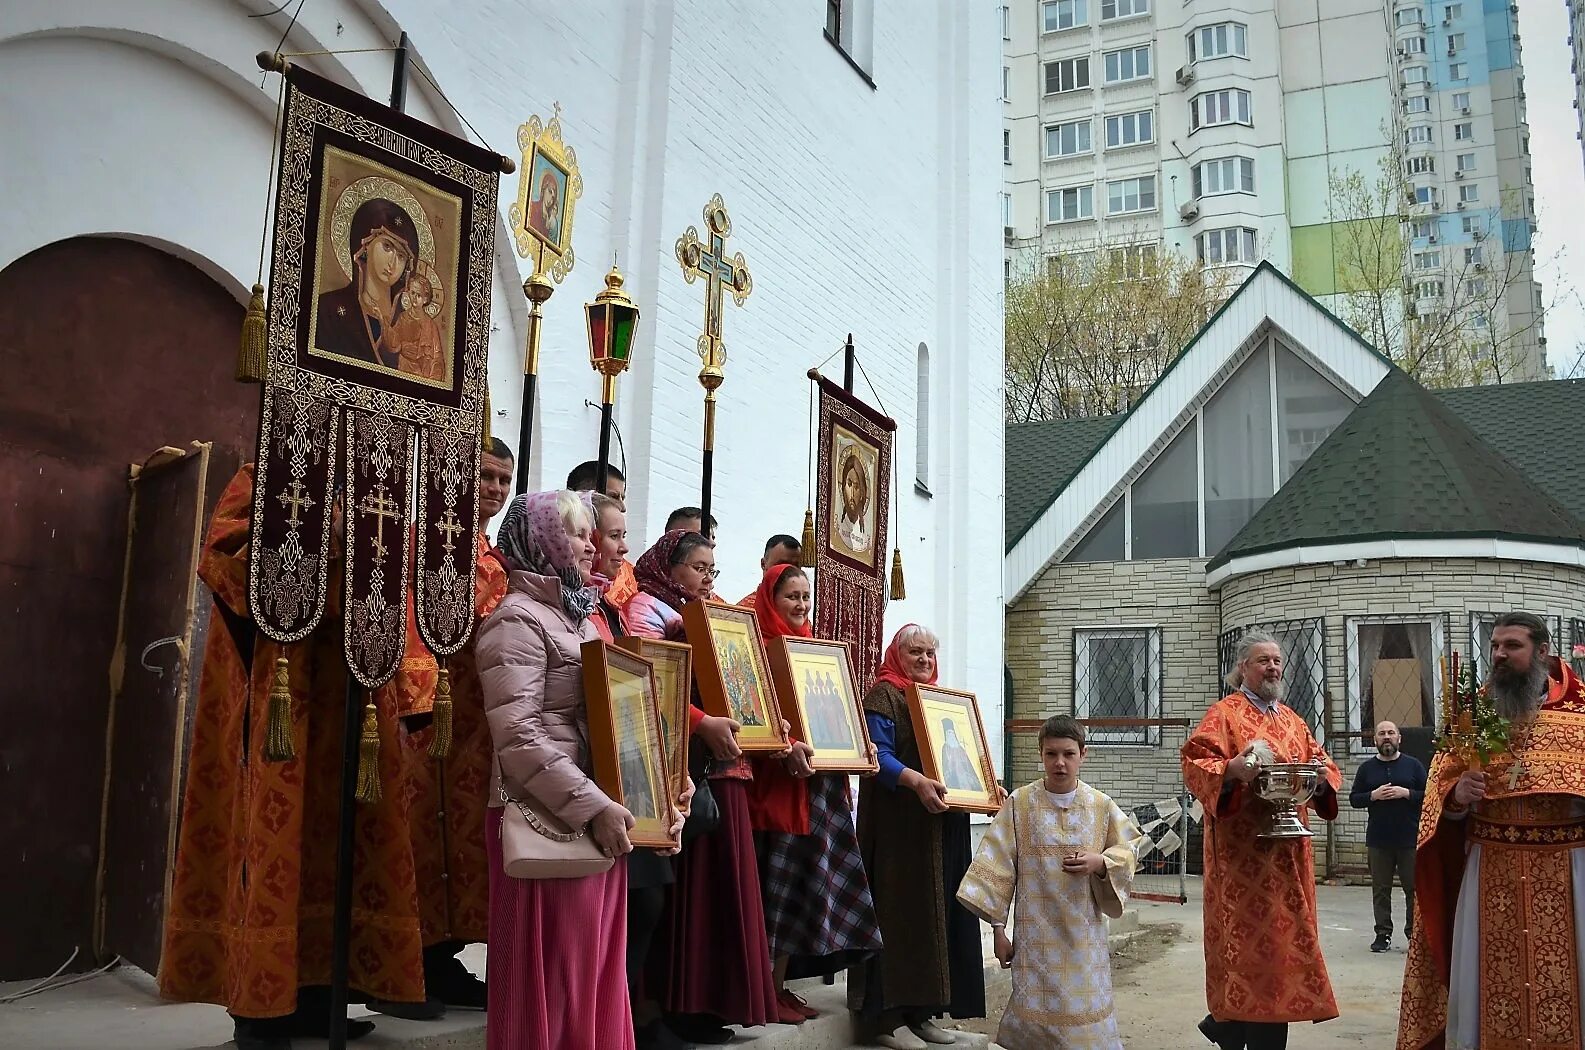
<box><xmin>0</xmin><ymin>883</ymin><xmax>1407</xmax><ymax>1049</ymax></box>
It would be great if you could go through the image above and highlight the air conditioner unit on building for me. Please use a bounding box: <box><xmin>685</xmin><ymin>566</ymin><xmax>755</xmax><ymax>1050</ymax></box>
<box><xmin>1176</xmin><ymin>66</ymin><xmax>1195</xmax><ymax>87</ymax></box>
<box><xmin>1461</xmin><ymin>106</ymin><xmax>1471</xmax><ymax>115</ymax></box>
<box><xmin>1455</xmin><ymin>170</ymin><xmax>1465</xmax><ymax>179</ymax></box>
<box><xmin>1475</xmin><ymin>261</ymin><xmax>1487</xmax><ymax>272</ymax></box>
<box><xmin>1179</xmin><ymin>200</ymin><xmax>1200</xmax><ymax>221</ymax></box>
<box><xmin>1456</xmin><ymin>201</ymin><xmax>1467</xmax><ymax>210</ymax></box>
<box><xmin>1396</xmin><ymin>46</ymin><xmax>1406</xmax><ymax>56</ymax></box>
<box><xmin>1448</xmin><ymin>43</ymin><xmax>1457</xmax><ymax>56</ymax></box>
<box><xmin>1429</xmin><ymin>233</ymin><xmax>1438</xmax><ymax>243</ymax></box>
<box><xmin>1004</xmin><ymin>225</ymin><xmax>1015</xmax><ymax>241</ymax></box>
<box><xmin>1443</xmin><ymin>14</ymin><xmax>1452</xmax><ymax>24</ymax></box>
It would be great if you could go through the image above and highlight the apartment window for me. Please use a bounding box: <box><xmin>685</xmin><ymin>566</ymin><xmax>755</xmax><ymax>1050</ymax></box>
<box><xmin>1189</xmin><ymin>22</ymin><xmax>1248</xmax><ymax>62</ymax></box>
<box><xmin>1405</xmin><ymin>95</ymin><xmax>1430</xmax><ymax>114</ymax></box>
<box><xmin>1453</xmin><ymin>91</ymin><xmax>1470</xmax><ymax>110</ymax></box>
<box><xmin>1003</xmin><ymin>65</ymin><xmax>1011</xmax><ymax>101</ymax></box>
<box><xmin>1450</xmin><ymin>62</ymin><xmax>1468</xmax><ymax>79</ymax></box>
<box><xmin>1101</xmin><ymin>0</ymin><xmax>1149</xmax><ymax>20</ymax></box>
<box><xmin>826</xmin><ymin>0</ymin><xmax>842</xmax><ymax>39</ymax></box>
<box><xmin>1045</xmin><ymin>57</ymin><xmax>1092</xmax><ymax>94</ymax></box>
<box><xmin>1190</xmin><ymin>88</ymin><xmax>1252</xmax><ymax>129</ymax></box>
<box><xmin>1003</xmin><ymin>129</ymin><xmax>1012</xmax><ymax>164</ymax></box>
<box><xmin>1448</xmin><ymin>32</ymin><xmax>1466</xmax><ymax>50</ymax></box>
<box><xmin>1456</xmin><ymin>152</ymin><xmax>1475</xmax><ymax>172</ymax></box>
<box><xmin>1002</xmin><ymin>4</ymin><xmax>1011</xmax><ymax>39</ymax></box>
<box><xmin>1413</xmin><ymin>185</ymin><xmax>1438</xmax><ymax>206</ymax></box>
<box><xmin>1470</xmin><ymin>312</ymin><xmax>1489</xmax><ymax>329</ymax></box>
<box><xmin>916</xmin><ymin>343</ymin><xmax>931</xmax><ymax>486</ymax></box>
<box><xmin>1413</xmin><ymin>249</ymin><xmax>1442</xmax><ymax>270</ymax></box>
<box><xmin>1002</xmin><ymin>192</ymin><xmax>1012</xmax><ymax>226</ymax></box>
<box><xmin>1109</xmin><ymin>243</ymin><xmax>1158</xmax><ymax>279</ymax></box>
<box><xmin>1046</xmin><ymin>118</ymin><xmax>1094</xmax><ymax>157</ymax></box>
<box><xmin>1073</xmin><ymin>627</ymin><xmax>1162</xmax><ymax>746</ymax></box>
<box><xmin>1107</xmin><ymin>175</ymin><xmax>1157</xmax><ymax>214</ymax></box>
<box><xmin>1105</xmin><ymin>109</ymin><xmax>1154</xmax><ymax>148</ymax></box>
<box><xmin>1403</xmin><ymin>66</ymin><xmax>1428</xmax><ymax>84</ymax></box>
<box><xmin>1394</xmin><ymin>7</ymin><xmax>1423</xmax><ymax>27</ymax></box>
<box><xmin>1197</xmin><ymin>226</ymin><xmax>1258</xmax><ymax>265</ymax></box>
<box><xmin>1403</xmin><ymin>36</ymin><xmax>1426</xmax><ymax>54</ymax></box>
<box><xmin>1043</xmin><ymin>0</ymin><xmax>1088</xmax><ymax>32</ymax></box>
<box><xmin>1104</xmin><ymin>45</ymin><xmax>1152</xmax><ymax>84</ymax></box>
<box><xmin>1460</xmin><ymin>215</ymin><xmax>1480</xmax><ymax>235</ymax></box>
<box><xmin>1406</xmin><ymin>125</ymin><xmax>1432</xmax><ymax>145</ymax></box>
<box><xmin>1415</xmin><ymin>279</ymin><xmax>1444</xmax><ymax>298</ymax></box>
<box><xmin>1047</xmin><ymin>184</ymin><xmax>1095</xmax><ymax>222</ymax></box>
<box><xmin>1465</xmin><ymin>277</ymin><xmax>1487</xmax><ymax>296</ymax></box>
<box><xmin>1410</xmin><ymin>218</ymin><xmax>1435</xmax><ymax>239</ymax></box>
<box><xmin>1406</xmin><ymin>155</ymin><xmax>1435</xmax><ymax>176</ymax></box>
<box><xmin>1194</xmin><ymin>156</ymin><xmax>1255</xmax><ymax>197</ymax></box>
<box><xmin>1464</xmin><ymin>245</ymin><xmax>1483</xmax><ymax>265</ymax></box>
<box><xmin>1459</xmin><ymin>183</ymin><xmax>1479</xmax><ymax>203</ymax></box>
<box><xmin>1446</xmin><ymin>3</ymin><xmax>1463</xmax><ymax>18</ymax></box>
<box><xmin>1454</xmin><ymin>121</ymin><xmax>1473</xmax><ymax>141</ymax></box>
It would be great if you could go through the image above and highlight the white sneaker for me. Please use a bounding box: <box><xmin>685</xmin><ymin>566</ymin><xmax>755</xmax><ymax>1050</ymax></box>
<box><xmin>876</xmin><ymin>1028</ymin><xmax>929</xmax><ymax>1050</ymax></box>
<box><xmin>909</xmin><ymin>1019</ymin><xmax>960</xmax><ymax>1045</ymax></box>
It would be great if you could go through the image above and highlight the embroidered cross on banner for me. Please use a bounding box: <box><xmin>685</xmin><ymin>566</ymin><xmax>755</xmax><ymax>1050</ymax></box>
<box><xmin>358</xmin><ymin>482</ymin><xmax>403</xmax><ymax>566</ymax></box>
<box><xmin>278</xmin><ymin>479</ymin><xmax>316</xmax><ymax>528</ymax></box>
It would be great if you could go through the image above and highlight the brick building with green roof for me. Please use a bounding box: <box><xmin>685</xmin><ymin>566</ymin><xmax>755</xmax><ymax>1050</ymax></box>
<box><xmin>1004</xmin><ymin>263</ymin><xmax>1585</xmax><ymax>873</ymax></box>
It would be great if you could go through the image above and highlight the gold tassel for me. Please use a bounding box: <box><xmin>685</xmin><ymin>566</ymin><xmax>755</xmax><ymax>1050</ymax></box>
<box><xmin>237</xmin><ymin>283</ymin><xmax>269</xmax><ymax>383</ymax></box>
<box><xmin>889</xmin><ymin>547</ymin><xmax>907</xmax><ymax>601</ymax></box>
<box><xmin>799</xmin><ymin>509</ymin><xmax>817</xmax><ymax>567</ymax></box>
<box><xmin>355</xmin><ymin>700</ymin><xmax>382</xmax><ymax>804</ymax></box>
<box><xmin>481</xmin><ymin>382</ymin><xmax>493</xmax><ymax>447</ymax></box>
<box><xmin>263</xmin><ymin>655</ymin><xmax>296</xmax><ymax>761</ymax></box>
<box><xmin>427</xmin><ymin>666</ymin><xmax>453</xmax><ymax>759</ymax></box>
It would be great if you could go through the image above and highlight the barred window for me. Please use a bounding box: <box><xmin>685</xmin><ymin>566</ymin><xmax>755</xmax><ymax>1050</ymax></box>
<box><xmin>1073</xmin><ymin>627</ymin><xmax>1162</xmax><ymax>745</ymax></box>
<box><xmin>1345</xmin><ymin>614</ymin><xmax>1449</xmax><ymax>756</ymax></box>
<box><xmin>1218</xmin><ymin>619</ymin><xmax>1326</xmax><ymax>738</ymax></box>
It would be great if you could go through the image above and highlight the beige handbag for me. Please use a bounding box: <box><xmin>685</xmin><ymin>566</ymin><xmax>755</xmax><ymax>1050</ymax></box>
<box><xmin>498</xmin><ymin>785</ymin><xmax>614</xmax><ymax>880</ymax></box>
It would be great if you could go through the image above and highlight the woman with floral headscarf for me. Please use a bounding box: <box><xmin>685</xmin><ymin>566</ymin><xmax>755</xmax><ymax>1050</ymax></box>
<box><xmin>747</xmin><ymin>563</ymin><xmax>882</xmax><ymax>1026</ymax></box>
<box><xmin>630</xmin><ymin>530</ymin><xmax>780</xmax><ymax>1044</ymax></box>
<box><xmin>475</xmin><ymin>491</ymin><xmax>635</xmax><ymax>1050</ymax></box>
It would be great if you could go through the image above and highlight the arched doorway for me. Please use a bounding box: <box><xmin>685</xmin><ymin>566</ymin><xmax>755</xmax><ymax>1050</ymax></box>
<box><xmin>0</xmin><ymin>236</ymin><xmax>258</xmax><ymax>978</ymax></box>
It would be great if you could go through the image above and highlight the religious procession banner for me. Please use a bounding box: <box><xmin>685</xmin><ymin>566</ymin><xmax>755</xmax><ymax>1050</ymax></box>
<box><xmin>247</xmin><ymin>63</ymin><xmax>501</xmax><ymax>688</ymax></box>
<box><xmin>812</xmin><ymin>375</ymin><xmax>895</xmax><ymax>686</ymax></box>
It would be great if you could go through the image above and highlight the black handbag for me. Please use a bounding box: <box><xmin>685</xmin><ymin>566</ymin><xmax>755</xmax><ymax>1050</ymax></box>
<box><xmin>682</xmin><ymin>738</ymin><xmax>720</xmax><ymax>843</ymax></box>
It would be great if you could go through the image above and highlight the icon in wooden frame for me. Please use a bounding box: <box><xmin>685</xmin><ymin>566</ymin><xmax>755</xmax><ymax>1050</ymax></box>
<box><xmin>613</xmin><ymin>636</ymin><xmax>692</xmax><ymax>802</ymax></box>
<box><xmin>907</xmin><ymin>683</ymin><xmax>1001</xmax><ymax>814</ymax></box>
<box><xmin>681</xmin><ymin>600</ymin><xmax>789</xmax><ymax>753</ymax></box>
<box><xmin>581</xmin><ymin>640</ymin><xmax>676</xmax><ymax>849</ymax></box>
<box><xmin>767</xmin><ymin>636</ymin><xmax>877</xmax><ymax>773</ymax></box>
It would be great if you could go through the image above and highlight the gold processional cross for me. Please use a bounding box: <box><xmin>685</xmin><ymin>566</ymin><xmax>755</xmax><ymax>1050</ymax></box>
<box><xmin>357</xmin><ymin>482</ymin><xmax>403</xmax><ymax>567</ymax></box>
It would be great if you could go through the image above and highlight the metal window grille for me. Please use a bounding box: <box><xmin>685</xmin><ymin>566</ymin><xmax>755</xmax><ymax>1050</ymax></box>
<box><xmin>1072</xmin><ymin>627</ymin><xmax>1163</xmax><ymax>745</ymax></box>
<box><xmin>1217</xmin><ymin>619</ymin><xmax>1326</xmax><ymax>739</ymax></box>
<box><xmin>1344</xmin><ymin>614</ymin><xmax>1450</xmax><ymax>758</ymax></box>
<box><xmin>1469</xmin><ymin>610</ymin><xmax>1563</xmax><ymax>679</ymax></box>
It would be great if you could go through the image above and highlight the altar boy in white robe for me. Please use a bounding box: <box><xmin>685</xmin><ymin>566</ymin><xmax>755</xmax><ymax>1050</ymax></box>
<box><xmin>957</xmin><ymin>715</ymin><xmax>1139</xmax><ymax>1050</ymax></box>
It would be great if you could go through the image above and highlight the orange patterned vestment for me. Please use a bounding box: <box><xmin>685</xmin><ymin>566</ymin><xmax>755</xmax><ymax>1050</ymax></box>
<box><xmin>159</xmin><ymin>466</ymin><xmax>433</xmax><ymax>1017</ymax></box>
<box><xmin>1397</xmin><ymin>659</ymin><xmax>1585</xmax><ymax>1050</ymax></box>
<box><xmin>398</xmin><ymin>535</ymin><xmax>507</xmax><ymax>946</ymax></box>
<box><xmin>1181</xmin><ymin>692</ymin><xmax>1343</xmax><ymax>1025</ymax></box>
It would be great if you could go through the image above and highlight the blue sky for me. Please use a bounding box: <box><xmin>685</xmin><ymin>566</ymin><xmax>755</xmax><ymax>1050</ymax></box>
<box><xmin>1520</xmin><ymin>0</ymin><xmax>1585</xmax><ymax>377</ymax></box>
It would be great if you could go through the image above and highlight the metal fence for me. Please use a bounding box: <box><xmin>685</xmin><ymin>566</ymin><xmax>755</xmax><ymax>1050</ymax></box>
<box><xmin>1122</xmin><ymin>792</ymin><xmax>1198</xmax><ymax>903</ymax></box>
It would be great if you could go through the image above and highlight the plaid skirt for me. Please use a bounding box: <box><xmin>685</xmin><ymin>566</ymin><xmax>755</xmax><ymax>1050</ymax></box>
<box><xmin>756</xmin><ymin>774</ymin><xmax>883</xmax><ymax>970</ymax></box>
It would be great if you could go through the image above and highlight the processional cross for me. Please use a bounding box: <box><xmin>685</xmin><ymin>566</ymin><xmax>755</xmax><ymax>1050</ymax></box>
<box><xmin>675</xmin><ymin>193</ymin><xmax>753</xmax><ymax>525</ymax></box>
<box><xmin>357</xmin><ymin>482</ymin><xmax>403</xmax><ymax>566</ymax></box>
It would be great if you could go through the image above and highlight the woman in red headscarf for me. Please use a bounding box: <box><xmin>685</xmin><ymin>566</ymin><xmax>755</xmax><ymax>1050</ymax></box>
<box><xmin>850</xmin><ymin>625</ymin><xmax>987</xmax><ymax>1049</ymax></box>
<box><xmin>745</xmin><ymin>564</ymin><xmax>882</xmax><ymax>1025</ymax></box>
<box><xmin>631</xmin><ymin>530</ymin><xmax>780</xmax><ymax>1046</ymax></box>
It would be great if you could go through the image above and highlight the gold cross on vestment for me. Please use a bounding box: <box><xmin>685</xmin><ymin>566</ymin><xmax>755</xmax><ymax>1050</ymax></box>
<box><xmin>1507</xmin><ymin>756</ymin><xmax>1526</xmax><ymax>791</ymax></box>
<box><xmin>357</xmin><ymin>482</ymin><xmax>403</xmax><ymax>567</ymax></box>
<box><xmin>278</xmin><ymin>480</ymin><xmax>316</xmax><ymax>528</ymax></box>
<box><xmin>435</xmin><ymin>508</ymin><xmax>465</xmax><ymax>557</ymax></box>
<box><xmin>675</xmin><ymin>194</ymin><xmax>753</xmax><ymax>383</ymax></box>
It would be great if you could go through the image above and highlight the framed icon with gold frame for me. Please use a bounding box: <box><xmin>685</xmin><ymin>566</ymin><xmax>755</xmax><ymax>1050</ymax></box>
<box><xmin>681</xmin><ymin>600</ymin><xmax>788</xmax><ymax>753</ymax></box>
<box><xmin>907</xmin><ymin>683</ymin><xmax>1001</xmax><ymax>814</ymax></box>
<box><xmin>613</xmin><ymin>636</ymin><xmax>692</xmax><ymax>801</ymax></box>
<box><xmin>767</xmin><ymin>637</ymin><xmax>876</xmax><ymax>773</ymax></box>
<box><xmin>581</xmin><ymin>641</ymin><xmax>676</xmax><ymax>849</ymax></box>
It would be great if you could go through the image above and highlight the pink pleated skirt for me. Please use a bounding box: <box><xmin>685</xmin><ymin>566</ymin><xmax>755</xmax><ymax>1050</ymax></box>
<box><xmin>485</xmin><ymin>806</ymin><xmax>634</xmax><ymax>1050</ymax></box>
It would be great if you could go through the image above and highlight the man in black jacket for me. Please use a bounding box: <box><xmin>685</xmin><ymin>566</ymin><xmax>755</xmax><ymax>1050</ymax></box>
<box><xmin>1349</xmin><ymin>720</ymin><xmax>1427</xmax><ymax>952</ymax></box>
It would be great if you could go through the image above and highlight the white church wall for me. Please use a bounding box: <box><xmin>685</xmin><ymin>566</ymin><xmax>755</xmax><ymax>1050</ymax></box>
<box><xmin>0</xmin><ymin>0</ymin><xmax>1006</xmax><ymax>754</ymax></box>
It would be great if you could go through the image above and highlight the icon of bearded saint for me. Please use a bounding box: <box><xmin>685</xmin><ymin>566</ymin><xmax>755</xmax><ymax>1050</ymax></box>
<box><xmin>836</xmin><ymin>447</ymin><xmax>872</xmax><ymax>555</ymax></box>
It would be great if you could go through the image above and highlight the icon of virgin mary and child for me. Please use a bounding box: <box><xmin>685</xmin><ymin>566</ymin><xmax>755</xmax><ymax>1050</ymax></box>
<box><xmin>315</xmin><ymin>194</ymin><xmax>447</xmax><ymax>383</ymax></box>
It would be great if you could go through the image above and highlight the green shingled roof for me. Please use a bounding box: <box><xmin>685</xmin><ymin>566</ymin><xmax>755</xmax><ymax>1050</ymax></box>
<box><xmin>1436</xmin><ymin>378</ymin><xmax>1585</xmax><ymax>524</ymax></box>
<box><xmin>1206</xmin><ymin>369</ymin><xmax>1585</xmax><ymax>570</ymax></box>
<box><xmin>1005</xmin><ymin>415</ymin><xmax>1118</xmax><ymax>552</ymax></box>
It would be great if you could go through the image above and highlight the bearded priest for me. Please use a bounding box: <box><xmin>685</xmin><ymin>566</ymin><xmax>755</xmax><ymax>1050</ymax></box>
<box><xmin>1182</xmin><ymin>629</ymin><xmax>1342</xmax><ymax>1050</ymax></box>
<box><xmin>1398</xmin><ymin>611</ymin><xmax>1585</xmax><ymax>1050</ymax></box>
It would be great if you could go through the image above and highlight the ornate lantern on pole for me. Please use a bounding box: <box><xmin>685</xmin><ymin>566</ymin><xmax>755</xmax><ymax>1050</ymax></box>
<box><xmin>585</xmin><ymin>264</ymin><xmax>640</xmax><ymax>494</ymax></box>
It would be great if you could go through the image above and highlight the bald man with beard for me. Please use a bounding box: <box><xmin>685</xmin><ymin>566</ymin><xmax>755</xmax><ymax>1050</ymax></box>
<box><xmin>1398</xmin><ymin>612</ymin><xmax>1585</xmax><ymax>1050</ymax></box>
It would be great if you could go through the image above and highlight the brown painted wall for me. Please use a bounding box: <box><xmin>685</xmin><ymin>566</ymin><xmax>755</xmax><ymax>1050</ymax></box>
<box><xmin>0</xmin><ymin>237</ymin><xmax>257</xmax><ymax>978</ymax></box>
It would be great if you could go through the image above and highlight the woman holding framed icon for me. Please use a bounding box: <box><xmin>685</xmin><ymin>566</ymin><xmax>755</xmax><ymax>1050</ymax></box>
<box><xmin>746</xmin><ymin>563</ymin><xmax>882</xmax><ymax>1025</ymax></box>
<box><xmin>851</xmin><ymin>625</ymin><xmax>989</xmax><ymax>1049</ymax></box>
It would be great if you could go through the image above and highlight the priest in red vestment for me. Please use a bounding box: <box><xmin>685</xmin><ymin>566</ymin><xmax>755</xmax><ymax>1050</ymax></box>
<box><xmin>384</xmin><ymin>438</ymin><xmax>513</xmax><ymax>1017</ymax></box>
<box><xmin>1398</xmin><ymin>612</ymin><xmax>1585</xmax><ymax>1050</ymax></box>
<box><xmin>160</xmin><ymin>465</ymin><xmax>432</xmax><ymax>1050</ymax></box>
<box><xmin>1182</xmin><ymin>629</ymin><xmax>1342</xmax><ymax>1050</ymax></box>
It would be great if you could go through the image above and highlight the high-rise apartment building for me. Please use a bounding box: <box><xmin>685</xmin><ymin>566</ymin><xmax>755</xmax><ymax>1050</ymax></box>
<box><xmin>1003</xmin><ymin>0</ymin><xmax>1546</xmax><ymax>381</ymax></box>
<box><xmin>1571</xmin><ymin>0</ymin><xmax>1585</xmax><ymax>170</ymax></box>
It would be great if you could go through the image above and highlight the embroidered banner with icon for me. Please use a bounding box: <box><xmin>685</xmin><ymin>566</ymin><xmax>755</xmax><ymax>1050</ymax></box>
<box><xmin>248</xmin><ymin>63</ymin><xmax>499</xmax><ymax>685</ymax></box>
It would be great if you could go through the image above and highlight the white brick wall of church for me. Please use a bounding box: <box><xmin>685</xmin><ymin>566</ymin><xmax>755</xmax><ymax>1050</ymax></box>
<box><xmin>1007</xmin><ymin>555</ymin><xmax>1585</xmax><ymax>874</ymax></box>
